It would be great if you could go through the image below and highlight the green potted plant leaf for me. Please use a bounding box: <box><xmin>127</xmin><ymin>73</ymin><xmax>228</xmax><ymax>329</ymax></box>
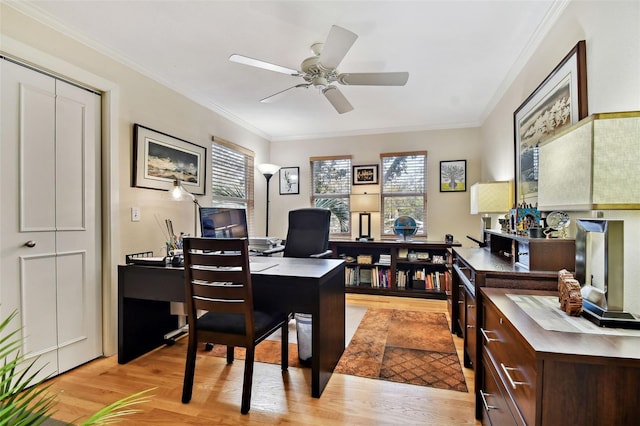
<box><xmin>1</xmin><ymin>309</ymin><xmax>154</xmax><ymax>425</ymax></box>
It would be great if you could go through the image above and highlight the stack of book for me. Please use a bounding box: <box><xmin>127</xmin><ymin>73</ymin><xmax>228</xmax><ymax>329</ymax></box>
<box><xmin>378</xmin><ymin>254</ymin><xmax>391</xmax><ymax>266</ymax></box>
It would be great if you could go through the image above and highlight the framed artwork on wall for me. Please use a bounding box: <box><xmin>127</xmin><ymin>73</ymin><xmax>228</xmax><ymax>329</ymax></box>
<box><xmin>353</xmin><ymin>164</ymin><xmax>379</xmax><ymax>185</ymax></box>
<box><xmin>132</xmin><ymin>124</ymin><xmax>206</xmax><ymax>194</ymax></box>
<box><xmin>440</xmin><ymin>160</ymin><xmax>467</xmax><ymax>192</ymax></box>
<box><xmin>514</xmin><ymin>40</ymin><xmax>588</xmax><ymax>206</ymax></box>
<box><xmin>279</xmin><ymin>166</ymin><xmax>299</xmax><ymax>194</ymax></box>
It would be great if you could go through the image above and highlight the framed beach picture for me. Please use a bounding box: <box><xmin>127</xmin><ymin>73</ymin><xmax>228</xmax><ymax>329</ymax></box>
<box><xmin>279</xmin><ymin>166</ymin><xmax>300</xmax><ymax>194</ymax></box>
<box><xmin>353</xmin><ymin>164</ymin><xmax>379</xmax><ymax>185</ymax></box>
<box><xmin>514</xmin><ymin>40</ymin><xmax>588</xmax><ymax>205</ymax></box>
<box><xmin>440</xmin><ymin>160</ymin><xmax>466</xmax><ymax>192</ymax></box>
<box><xmin>133</xmin><ymin>124</ymin><xmax>206</xmax><ymax>194</ymax></box>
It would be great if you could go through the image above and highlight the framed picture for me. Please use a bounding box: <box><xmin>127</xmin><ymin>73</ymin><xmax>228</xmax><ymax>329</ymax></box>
<box><xmin>279</xmin><ymin>166</ymin><xmax>299</xmax><ymax>195</ymax></box>
<box><xmin>133</xmin><ymin>124</ymin><xmax>206</xmax><ymax>194</ymax></box>
<box><xmin>440</xmin><ymin>160</ymin><xmax>467</xmax><ymax>192</ymax></box>
<box><xmin>353</xmin><ymin>164</ymin><xmax>379</xmax><ymax>185</ymax></box>
<box><xmin>514</xmin><ymin>40</ymin><xmax>587</xmax><ymax>206</ymax></box>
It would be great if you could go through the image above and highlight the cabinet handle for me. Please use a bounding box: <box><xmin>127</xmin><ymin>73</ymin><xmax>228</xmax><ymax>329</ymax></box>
<box><xmin>466</xmin><ymin>324</ymin><xmax>475</xmax><ymax>329</ymax></box>
<box><xmin>518</xmin><ymin>252</ymin><xmax>529</xmax><ymax>256</ymax></box>
<box><xmin>480</xmin><ymin>328</ymin><xmax>499</xmax><ymax>343</ymax></box>
<box><xmin>458</xmin><ymin>300</ymin><xmax>464</xmax><ymax>305</ymax></box>
<box><xmin>500</xmin><ymin>363</ymin><xmax>527</xmax><ymax>389</ymax></box>
<box><xmin>467</xmin><ymin>304</ymin><xmax>475</xmax><ymax>309</ymax></box>
<box><xmin>480</xmin><ymin>390</ymin><xmax>497</xmax><ymax>411</ymax></box>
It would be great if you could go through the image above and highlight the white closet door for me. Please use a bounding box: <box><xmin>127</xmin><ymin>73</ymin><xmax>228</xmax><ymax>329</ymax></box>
<box><xmin>0</xmin><ymin>59</ymin><xmax>102</xmax><ymax>379</ymax></box>
<box><xmin>55</xmin><ymin>79</ymin><xmax>102</xmax><ymax>373</ymax></box>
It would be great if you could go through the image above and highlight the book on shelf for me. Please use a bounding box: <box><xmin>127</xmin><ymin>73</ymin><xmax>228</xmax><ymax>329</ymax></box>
<box><xmin>378</xmin><ymin>254</ymin><xmax>391</xmax><ymax>266</ymax></box>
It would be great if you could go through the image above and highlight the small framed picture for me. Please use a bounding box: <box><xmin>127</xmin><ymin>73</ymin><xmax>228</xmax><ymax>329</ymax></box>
<box><xmin>353</xmin><ymin>164</ymin><xmax>379</xmax><ymax>185</ymax></box>
<box><xmin>440</xmin><ymin>160</ymin><xmax>466</xmax><ymax>192</ymax></box>
<box><xmin>279</xmin><ymin>166</ymin><xmax>299</xmax><ymax>194</ymax></box>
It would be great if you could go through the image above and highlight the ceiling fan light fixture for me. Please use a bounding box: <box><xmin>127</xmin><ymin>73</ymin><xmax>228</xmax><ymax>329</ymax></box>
<box><xmin>312</xmin><ymin>76</ymin><xmax>328</xmax><ymax>91</ymax></box>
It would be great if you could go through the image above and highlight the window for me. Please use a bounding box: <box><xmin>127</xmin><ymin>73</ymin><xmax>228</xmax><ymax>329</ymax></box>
<box><xmin>211</xmin><ymin>137</ymin><xmax>255</xmax><ymax>232</ymax></box>
<box><xmin>310</xmin><ymin>156</ymin><xmax>352</xmax><ymax>235</ymax></box>
<box><xmin>380</xmin><ymin>151</ymin><xmax>427</xmax><ymax>237</ymax></box>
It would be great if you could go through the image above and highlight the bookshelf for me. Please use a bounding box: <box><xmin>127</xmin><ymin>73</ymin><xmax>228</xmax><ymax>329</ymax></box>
<box><xmin>329</xmin><ymin>240</ymin><xmax>460</xmax><ymax>299</ymax></box>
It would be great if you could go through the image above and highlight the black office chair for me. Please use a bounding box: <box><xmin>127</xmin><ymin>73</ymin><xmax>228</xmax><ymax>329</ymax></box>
<box><xmin>282</xmin><ymin>208</ymin><xmax>333</xmax><ymax>259</ymax></box>
<box><xmin>181</xmin><ymin>237</ymin><xmax>289</xmax><ymax>414</ymax></box>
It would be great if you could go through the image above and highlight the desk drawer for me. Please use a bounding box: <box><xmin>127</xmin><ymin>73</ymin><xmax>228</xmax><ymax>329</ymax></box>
<box><xmin>481</xmin><ymin>353</ymin><xmax>520</xmax><ymax>426</ymax></box>
<box><xmin>482</xmin><ymin>302</ymin><xmax>536</xmax><ymax>425</ymax></box>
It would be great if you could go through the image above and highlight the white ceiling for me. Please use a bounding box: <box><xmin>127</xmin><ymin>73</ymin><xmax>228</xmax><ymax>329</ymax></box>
<box><xmin>15</xmin><ymin>1</ymin><xmax>567</xmax><ymax>141</ymax></box>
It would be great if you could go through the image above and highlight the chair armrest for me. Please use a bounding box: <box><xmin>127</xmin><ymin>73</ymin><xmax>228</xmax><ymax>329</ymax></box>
<box><xmin>310</xmin><ymin>250</ymin><xmax>333</xmax><ymax>259</ymax></box>
<box><xmin>261</xmin><ymin>245</ymin><xmax>285</xmax><ymax>256</ymax></box>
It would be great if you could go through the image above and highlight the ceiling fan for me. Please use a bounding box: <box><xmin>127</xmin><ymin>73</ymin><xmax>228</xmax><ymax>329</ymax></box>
<box><xmin>229</xmin><ymin>25</ymin><xmax>409</xmax><ymax>114</ymax></box>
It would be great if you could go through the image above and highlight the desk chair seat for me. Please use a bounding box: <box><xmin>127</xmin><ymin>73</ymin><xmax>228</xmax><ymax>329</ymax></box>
<box><xmin>181</xmin><ymin>237</ymin><xmax>289</xmax><ymax>414</ymax></box>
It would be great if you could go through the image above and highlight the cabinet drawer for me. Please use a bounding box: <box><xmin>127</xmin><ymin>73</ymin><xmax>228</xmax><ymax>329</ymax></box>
<box><xmin>481</xmin><ymin>353</ymin><xmax>520</xmax><ymax>426</ymax></box>
<box><xmin>482</xmin><ymin>303</ymin><xmax>536</xmax><ymax>425</ymax></box>
<box><xmin>465</xmin><ymin>289</ymin><xmax>477</xmax><ymax>369</ymax></box>
<box><xmin>457</xmin><ymin>283</ymin><xmax>466</xmax><ymax>337</ymax></box>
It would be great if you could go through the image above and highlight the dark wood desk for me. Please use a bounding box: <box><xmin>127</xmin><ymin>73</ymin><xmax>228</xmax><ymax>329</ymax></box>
<box><xmin>118</xmin><ymin>257</ymin><xmax>346</xmax><ymax>398</ymax></box>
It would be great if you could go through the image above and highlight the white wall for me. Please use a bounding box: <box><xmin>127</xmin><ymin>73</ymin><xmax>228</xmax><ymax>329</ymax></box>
<box><xmin>481</xmin><ymin>0</ymin><xmax>640</xmax><ymax>313</ymax></box>
<box><xmin>269</xmin><ymin>128</ymin><xmax>483</xmax><ymax>245</ymax></box>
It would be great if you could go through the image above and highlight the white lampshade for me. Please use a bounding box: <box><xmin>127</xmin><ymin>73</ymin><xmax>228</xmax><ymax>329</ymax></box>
<box><xmin>350</xmin><ymin>193</ymin><xmax>380</xmax><ymax>212</ymax></box>
<box><xmin>538</xmin><ymin>111</ymin><xmax>640</xmax><ymax>210</ymax></box>
<box><xmin>470</xmin><ymin>181</ymin><xmax>512</xmax><ymax>214</ymax></box>
<box><xmin>257</xmin><ymin>163</ymin><xmax>281</xmax><ymax>176</ymax></box>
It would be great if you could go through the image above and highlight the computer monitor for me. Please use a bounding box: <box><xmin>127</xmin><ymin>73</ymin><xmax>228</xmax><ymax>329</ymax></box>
<box><xmin>199</xmin><ymin>207</ymin><xmax>248</xmax><ymax>239</ymax></box>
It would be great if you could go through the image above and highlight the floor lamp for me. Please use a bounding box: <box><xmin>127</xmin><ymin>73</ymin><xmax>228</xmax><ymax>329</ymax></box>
<box><xmin>257</xmin><ymin>163</ymin><xmax>280</xmax><ymax>236</ymax></box>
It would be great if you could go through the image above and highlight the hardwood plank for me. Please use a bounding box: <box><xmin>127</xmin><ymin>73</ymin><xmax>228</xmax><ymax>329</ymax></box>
<box><xmin>44</xmin><ymin>294</ymin><xmax>480</xmax><ymax>425</ymax></box>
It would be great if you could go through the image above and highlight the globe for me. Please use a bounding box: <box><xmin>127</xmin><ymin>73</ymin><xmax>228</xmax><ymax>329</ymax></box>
<box><xmin>393</xmin><ymin>216</ymin><xmax>418</xmax><ymax>240</ymax></box>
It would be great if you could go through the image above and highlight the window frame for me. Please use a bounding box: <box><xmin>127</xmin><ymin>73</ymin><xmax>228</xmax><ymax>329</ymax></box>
<box><xmin>310</xmin><ymin>155</ymin><xmax>353</xmax><ymax>237</ymax></box>
<box><xmin>210</xmin><ymin>136</ymin><xmax>255</xmax><ymax>233</ymax></box>
<box><xmin>379</xmin><ymin>151</ymin><xmax>428</xmax><ymax>239</ymax></box>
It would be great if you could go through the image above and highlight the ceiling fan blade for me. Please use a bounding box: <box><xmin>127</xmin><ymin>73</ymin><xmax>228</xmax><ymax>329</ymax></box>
<box><xmin>260</xmin><ymin>84</ymin><xmax>310</xmax><ymax>103</ymax></box>
<box><xmin>318</xmin><ymin>25</ymin><xmax>358</xmax><ymax>70</ymax></box>
<box><xmin>229</xmin><ymin>54</ymin><xmax>301</xmax><ymax>76</ymax></box>
<box><xmin>323</xmin><ymin>86</ymin><xmax>353</xmax><ymax>114</ymax></box>
<box><xmin>338</xmin><ymin>72</ymin><xmax>409</xmax><ymax>86</ymax></box>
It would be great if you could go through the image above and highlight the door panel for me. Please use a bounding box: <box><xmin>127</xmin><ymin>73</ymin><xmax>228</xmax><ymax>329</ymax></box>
<box><xmin>20</xmin><ymin>81</ymin><xmax>57</xmax><ymax>232</ymax></box>
<box><xmin>1</xmin><ymin>60</ymin><xmax>57</xmax><ymax>353</ymax></box>
<box><xmin>55</xmin><ymin>79</ymin><xmax>102</xmax><ymax>374</ymax></box>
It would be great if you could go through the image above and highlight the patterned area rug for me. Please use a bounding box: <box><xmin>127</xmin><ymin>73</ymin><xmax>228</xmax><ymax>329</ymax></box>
<box><xmin>208</xmin><ymin>308</ymin><xmax>467</xmax><ymax>392</ymax></box>
<box><xmin>334</xmin><ymin>309</ymin><xmax>467</xmax><ymax>392</ymax></box>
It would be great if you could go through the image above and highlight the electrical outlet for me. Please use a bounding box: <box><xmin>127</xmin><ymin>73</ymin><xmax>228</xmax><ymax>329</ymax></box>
<box><xmin>131</xmin><ymin>206</ymin><xmax>141</xmax><ymax>222</ymax></box>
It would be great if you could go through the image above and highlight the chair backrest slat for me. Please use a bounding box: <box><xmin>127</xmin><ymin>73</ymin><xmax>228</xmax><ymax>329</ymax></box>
<box><xmin>183</xmin><ymin>237</ymin><xmax>254</xmax><ymax>337</ymax></box>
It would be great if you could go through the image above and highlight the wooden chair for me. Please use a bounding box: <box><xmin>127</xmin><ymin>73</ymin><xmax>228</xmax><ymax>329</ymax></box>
<box><xmin>181</xmin><ymin>237</ymin><xmax>289</xmax><ymax>414</ymax></box>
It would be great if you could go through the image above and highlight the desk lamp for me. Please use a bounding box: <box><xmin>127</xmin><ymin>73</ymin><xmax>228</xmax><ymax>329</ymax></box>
<box><xmin>350</xmin><ymin>192</ymin><xmax>379</xmax><ymax>240</ymax></box>
<box><xmin>257</xmin><ymin>163</ymin><xmax>280</xmax><ymax>236</ymax></box>
<box><xmin>470</xmin><ymin>181</ymin><xmax>511</xmax><ymax>232</ymax></box>
<box><xmin>171</xmin><ymin>179</ymin><xmax>201</xmax><ymax>237</ymax></box>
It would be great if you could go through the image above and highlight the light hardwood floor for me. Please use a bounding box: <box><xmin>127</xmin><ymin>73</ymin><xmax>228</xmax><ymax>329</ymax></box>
<box><xmin>45</xmin><ymin>294</ymin><xmax>480</xmax><ymax>425</ymax></box>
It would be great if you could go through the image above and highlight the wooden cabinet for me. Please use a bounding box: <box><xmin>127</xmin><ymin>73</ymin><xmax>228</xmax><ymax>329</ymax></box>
<box><xmin>480</xmin><ymin>288</ymin><xmax>640</xmax><ymax>425</ymax></box>
<box><xmin>484</xmin><ymin>230</ymin><xmax>575</xmax><ymax>271</ymax></box>
<box><xmin>329</xmin><ymin>240</ymin><xmax>460</xmax><ymax>299</ymax></box>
